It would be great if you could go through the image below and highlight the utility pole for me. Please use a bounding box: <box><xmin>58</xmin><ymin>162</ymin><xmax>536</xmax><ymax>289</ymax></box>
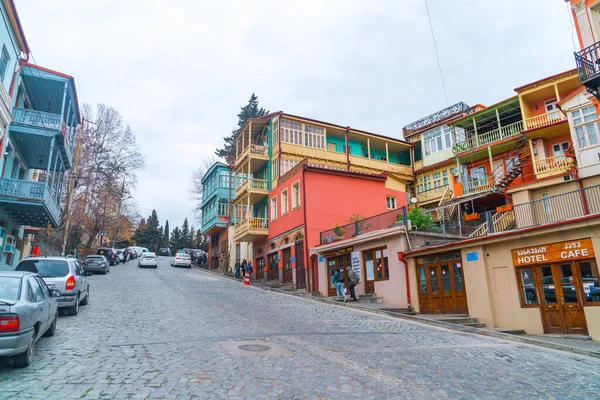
<box><xmin>61</xmin><ymin>120</ymin><xmax>83</xmax><ymax>257</ymax></box>
<box><xmin>111</xmin><ymin>178</ymin><xmax>126</xmax><ymax>248</ymax></box>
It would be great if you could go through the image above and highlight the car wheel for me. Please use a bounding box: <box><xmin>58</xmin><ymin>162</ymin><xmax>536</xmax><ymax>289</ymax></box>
<box><xmin>188</xmin><ymin>265</ymin><xmax>191</xmax><ymax>269</ymax></box>
<box><xmin>43</xmin><ymin>313</ymin><xmax>58</xmax><ymax>337</ymax></box>
<box><xmin>13</xmin><ymin>335</ymin><xmax>35</xmax><ymax>368</ymax></box>
<box><xmin>68</xmin><ymin>295</ymin><xmax>79</xmax><ymax>316</ymax></box>
<box><xmin>80</xmin><ymin>287</ymin><xmax>89</xmax><ymax>306</ymax></box>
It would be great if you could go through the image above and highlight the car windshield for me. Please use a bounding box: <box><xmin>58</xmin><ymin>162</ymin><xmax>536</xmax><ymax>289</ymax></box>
<box><xmin>15</xmin><ymin>259</ymin><xmax>70</xmax><ymax>278</ymax></box>
<box><xmin>0</xmin><ymin>276</ymin><xmax>21</xmax><ymax>301</ymax></box>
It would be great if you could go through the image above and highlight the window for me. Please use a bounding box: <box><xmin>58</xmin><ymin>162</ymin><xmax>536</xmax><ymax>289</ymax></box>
<box><xmin>363</xmin><ymin>247</ymin><xmax>389</xmax><ymax>281</ymax></box>
<box><xmin>304</xmin><ymin>124</ymin><xmax>325</xmax><ymax>149</ymax></box>
<box><xmin>292</xmin><ymin>181</ymin><xmax>300</xmax><ymax>209</ymax></box>
<box><xmin>281</xmin><ymin>189</ymin><xmax>289</xmax><ymax>215</ymax></box>
<box><xmin>29</xmin><ymin>278</ymin><xmax>45</xmax><ymax>302</ymax></box>
<box><xmin>0</xmin><ymin>45</ymin><xmax>10</xmax><ymax>83</ymax></box>
<box><xmin>423</xmin><ymin>125</ymin><xmax>455</xmax><ymax>155</ymax></box>
<box><xmin>541</xmin><ymin>192</ymin><xmax>551</xmax><ymax>213</ymax></box>
<box><xmin>272</xmin><ymin>159</ymin><xmax>279</xmax><ymax>180</ymax></box>
<box><xmin>470</xmin><ymin>166</ymin><xmax>487</xmax><ymax>184</ymax></box>
<box><xmin>272</xmin><ymin>118</ymin><xmax>279</xmax><ymax>145</ymax></box>
<box><xmin>442</xmin><ymin>170</ymin><xmax>449</xmax><ymax>185</ymax></box>
<box><xmin>280</xmin><ymin>158</ymin><xmax>299</xmax><ymax>177</ymax></box>
<box><xmin>271</xmin><ymin>196</ymin><xmax>277</xmax><ymax>221</ymax></box>
<box><xmin>578</xmin><ymin>261</ymin><xmax>600</xmax><ymax>304</ymax></box>
<box><xmin>517</xmin><ymin>267</ymin><xmax>538</xmax><ymax>306</ymax></box>
<box><xmin>433</xmin><ymin>172</ymin><xmax>442</xmax><ymax>188</ymax></box>
<box><xmin>35</xmin><ymin>276</ymin><xmax>50</xmax><ymax>299</ymax></box>
<box><xmin>281</xmin><ymin>119</ymin><xmax>303</xmax><ymax>145</ymax></box>
<box><xmin>572</xmin><ymin>106</ymin><xmax>600</xmax><ymax>149</ymax></box>
<box><xmin>386</xmin><ymin>196</ymin><xmax>396</xmax><ymax>210</ymax></box>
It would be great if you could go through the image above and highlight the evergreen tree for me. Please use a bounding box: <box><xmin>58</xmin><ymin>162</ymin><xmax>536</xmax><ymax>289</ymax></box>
<box><xmin>188</xmin><ymin>225</ymin><xmax>196</xmax><ymax>248</ymax></box>
<box><xmin>131</xmin><ymin>218</ymin><xmax>147</xmax><ymax>246</ymax></box>
<box><xmin>215</xmin><ymin>93</ymin><xmax>268</xmax><ymax>164</ymax></box>
<box><xmin>164</xmin><ymin>220</ymin><xmax>170</xmax><ymax>245</ymax></box>
<box><xmin>158</xmin><ymin>226</ymin><xmax>164</xmax><ymax>247</ymax></box>
<box><xmin>170</xmin><ymin>226</ymin><xmax>183</xmax><ymax>251</ymax></box>
<box><xmin>145</xmin><ymin>210</ymin><xmax>161</xmax><ymax>251</ymax></box>
<box><xmin>181</xmin><ymin>218</ymin><xmax>190</xmax><ymax>247</ymax></box>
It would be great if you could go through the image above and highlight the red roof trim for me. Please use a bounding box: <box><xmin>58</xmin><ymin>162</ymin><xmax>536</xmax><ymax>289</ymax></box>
<box><xmin>513</xmin><ymin>69</ymin><xmax>578</xmax><ymax>92</ymax></box>
<box><xmin>557</xmin><ymin>86</ymin><xmax>586</xmax><ymax>107</ymax></box>
<box><xmin>304</xmin><ymin>165</ymin><xmax>387</xmax><ymax>182</ymax></box>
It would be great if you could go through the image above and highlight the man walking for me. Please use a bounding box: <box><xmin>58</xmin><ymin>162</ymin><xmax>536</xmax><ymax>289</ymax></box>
<box><xmin>332</xmin><ymin>268</ymin><xmax>347</xmax><ymax>302</ymax></box>
<box><xmin>347</xmin><ymin>267</ymin><xmax>359</xmax><ymax>301</ymax></box>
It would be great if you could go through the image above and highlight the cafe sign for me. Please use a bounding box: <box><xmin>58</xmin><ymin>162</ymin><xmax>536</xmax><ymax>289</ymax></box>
<box><xmin>512</xmin><ymin>238</ymin><xmax>595</xmax><ymax>267</ymax></box>
<box><xmin>323</xmin><ymin>246</ymin><xmax>354</xmax><ymax>258</ymax></box>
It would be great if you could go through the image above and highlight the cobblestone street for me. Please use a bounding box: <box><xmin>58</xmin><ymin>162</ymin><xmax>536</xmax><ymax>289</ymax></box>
<box><xmin>1</xmin><ymin>257</ymin><xmax>599</xmax><ymax>399</ymax></box>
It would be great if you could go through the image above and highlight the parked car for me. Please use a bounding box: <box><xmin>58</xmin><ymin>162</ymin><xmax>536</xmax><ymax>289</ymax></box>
<box><xmin>158</xmin><ymin>248</ymin><xmax>171</xmax><ymax>256</ymax></box>
<box><xmin>15</xmin><ymin>257</ymin><xmax>91</xmax><ymax>316</ymax></box>
<box><xmin>97</xmin><ymin>248</ymin><xmax>118</xmax><ymax>266</ymax></box>
<box><xmin>127</xmin><ymin>248</ymin><xmax>138</xmax><ymax>259</ymax></box>
<box><xmin>116</xmin><ymin>249</ymin><xmax>127</xmax><ymax>263</ymax></box>
<box><xmin>171</xmin><ymin>253</ymin><xmax>192</xmax><ymax>268</ymax></box>
<box><xmin>82</xmin><ymin>255</ymin><xmax>110</xmax><ymax>274</ymax></box>
<box><xmin>0</xmin><ymin>271</ymin><xmax>60</xmax><ymax>367</ymax></box>
<box><xmin>138</xmin><ymin>253</ymin><xmax>158</xmax><ymax>268</ymax></box>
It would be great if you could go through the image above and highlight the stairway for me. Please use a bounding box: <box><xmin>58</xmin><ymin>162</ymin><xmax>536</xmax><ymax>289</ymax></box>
<box><xmin>469</xmin><ymin>208</ymin><xmax>516</xmax><ymax>237</ymax></box>
<box><xmin>491</xmin><ymin>138</ymin><xmax>531</xmax><ymax>192</ymax></box>
<box><xmin>420</xmin><ymin>314</ymin><xmax>487</xmax><ymax>328</ymax></box>
<box><xmin>357</xmin><ymin>293</ymin><xmax>384</xmax><ymax>304</ymax></box>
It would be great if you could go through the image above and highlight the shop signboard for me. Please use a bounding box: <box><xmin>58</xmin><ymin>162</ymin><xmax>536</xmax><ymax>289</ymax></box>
<box><xmin>323</xmin><ymin>246</ymin><xmax>354</xmax><ymax>258</ymax></box>
<box><xmin>512</xmin><ymin>238</ymin><xmax>595</xmax><ymax>267</ymax></box>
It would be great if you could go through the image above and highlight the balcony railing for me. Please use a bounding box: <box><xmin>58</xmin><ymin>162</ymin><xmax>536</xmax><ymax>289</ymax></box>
<box><xmin>462</xmin><ymin>176</ymin><xmax>494</xmax><ymax>195</ymax></box>
<box><xmin>416</xmin><ymin>185</ymin><xmax>450</xmax><ymax>203</ymax></box>
<box><xmin>250</xmin><ymin>144</ymin><xmax>268</xmax><ymax>157</ymax></box>
<box><xmin>534</xmin><ymin>155</ymin><xmax>573</xmax><ymax>177</ymax></box>
<box><xmin>320</xmin><ymin>207</ymin><xmax>407</xmax><ymax>244</ymax></box>
<box><xmin>454</xmin><ymin>120</ymin><xmax>523</xmax><ymax>153</ymax></box>
<box><xmin>236</xmin><ymin>178</ymin><xmax>268</xmax><ymax>198</ymax></box>
<box><xmin>12</xmin><ymin>107</ymin><xmax>63</xmax><ymax>132</ymax></box>
<box><xmin>575</xmin><ymin>41</ymin><xmax>600</xmax><ymax>83</ymax></box>
<box><xmin>235</xmin><ymin>142</ymin><xmax>269</xmax><ymax>163</ymax></box>
<box><xmin>524</xmin><ymin>110</ymin><xmax>566</xmax><ymax>131</ymax></box>
<box><xmin>0</xmin><ymin>178</ymin><xmax>59</xmax><ymax>225</ymax></box>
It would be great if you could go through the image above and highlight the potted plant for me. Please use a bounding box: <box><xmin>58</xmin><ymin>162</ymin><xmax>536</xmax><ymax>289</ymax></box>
<box><xmin>464</xmin><ymin>212</ymin><xmax>479</xmax><ymax>222</ymax></box>
<box><xmin>333</xmin><ymin>224</ymin><xmax>347</xmax><ymax>238</ymax></box>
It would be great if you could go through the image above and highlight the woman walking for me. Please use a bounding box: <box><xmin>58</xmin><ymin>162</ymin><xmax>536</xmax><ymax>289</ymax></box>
<box><xmin>241</xmin><ymin>259</ymin><xmax>247</xmax><ymax>279</ymax></box>
<box><xmin>332</xmin><ymin>268</ymin><xmax>347</xmax><ymax>302</ymax></box>
<box><xmin>234</xmin><ymin>260</ymin><xmax>241</xmax><ymax>279</ymax></box>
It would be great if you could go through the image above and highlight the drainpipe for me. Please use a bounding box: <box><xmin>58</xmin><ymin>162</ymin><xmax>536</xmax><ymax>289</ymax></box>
<box><xmin>345</xmin><ymin>126</ymin><xmax>350</xmax><ymax>171</ymax></box>
<box><xmin>397</xmin><ymin>251</ymin><xmax>411</xmax><ymax>308</ymax></box>
<box><xmin>302</xmin><ymin>163</ymin><xmax>310</xmax><ymax>292</ymax></box>
<box><xmin>224</xmin><ymin>164</ymin><xmax>234</xmax><ymax>274</ymax></box>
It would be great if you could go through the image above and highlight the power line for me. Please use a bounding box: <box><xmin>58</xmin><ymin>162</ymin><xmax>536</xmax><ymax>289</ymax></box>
<box><xmin>425</xmin><ymin>0</ymin><xmax>449</xmax><ymax>106</ymax></box>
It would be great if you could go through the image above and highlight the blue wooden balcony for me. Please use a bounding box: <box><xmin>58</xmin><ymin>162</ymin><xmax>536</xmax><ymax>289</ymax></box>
<box><xmin>9</xmin><ymin>107</ymin><xmax>73</xmax><ymax>170</ymax></box>
<box><xmin>0</xmin><ymin>178</ymin><xmax>60</xmax><ymax>227</ymax></box>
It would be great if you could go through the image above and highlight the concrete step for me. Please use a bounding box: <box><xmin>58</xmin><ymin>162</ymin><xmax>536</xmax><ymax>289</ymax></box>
<box><xmin>486</xmin><ymin>328</ymin><xmax>526</xmax><ymax>335</ymax></box>
<box><xmin>357</xmin><ymin>297</ymin><xmax>384</xmax><ymax>304</ymax></box>
<box><xmin>437</xmin><ymin>317</ymin><xmax>480</xmax><ymax>325</ymax></box>
<box><xmin>383</xmin><ymin>309</ymin><xmax>417</xmax><ymax>316</ymax></box>
<box><xmin>462</xmin><ymin>322</ymin><xmax>487</xmax><ymax>328</ymax></box>
<box><xmin>359</xmin><ymin>294</ymin><xmax>378</xmax><ymax>299</ymax></box>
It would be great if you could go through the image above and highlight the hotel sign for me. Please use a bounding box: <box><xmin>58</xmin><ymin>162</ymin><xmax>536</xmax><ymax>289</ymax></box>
<box><xmin>512</xmin><ymin>238</ymin><xmax>595</xmax><ymax>267</ymax></box>
<box><xmin>323</xmin><ymin>246</ymin><xmax>354</xmax><ymax>258</ymax></box>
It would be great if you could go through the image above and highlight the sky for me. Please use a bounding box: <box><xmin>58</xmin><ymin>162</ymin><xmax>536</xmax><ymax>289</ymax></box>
<box><xmin>15</xmin><ymin>0</ymin><xmax>577</xmax><ymax>230</ymax></box>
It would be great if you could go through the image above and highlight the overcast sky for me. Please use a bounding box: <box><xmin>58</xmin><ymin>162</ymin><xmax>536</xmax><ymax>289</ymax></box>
<box><xmin>16</xmin><ymin>0</ymin><xmax>576</xmax><ymax>229</ymax></box>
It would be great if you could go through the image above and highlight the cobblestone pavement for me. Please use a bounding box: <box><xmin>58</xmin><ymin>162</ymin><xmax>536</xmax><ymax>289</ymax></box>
<box><xmin>1</xmin><ymin>258</ymin><xmax>599</xmax><ymax>399</ymax></box>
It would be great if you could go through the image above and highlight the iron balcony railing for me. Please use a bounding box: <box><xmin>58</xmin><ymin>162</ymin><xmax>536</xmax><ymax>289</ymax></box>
<box><xmin>12</xmin><ymin>107</ymin><xmax>63</xmax><ymax>132</ymax></box>
<box><xmin>575</xmin><ymin>41</ymin><xmax>600</xmax><ymax>83</ymax></box>
<box><xmin>320</xmin><ymin>207</ymin><xmax>407</xmax><ymax>244</ymax></box>
<box><xmin>0</xmin><ymin>178</ymin><xmax>60</xmax><ymax>225</ymax></box>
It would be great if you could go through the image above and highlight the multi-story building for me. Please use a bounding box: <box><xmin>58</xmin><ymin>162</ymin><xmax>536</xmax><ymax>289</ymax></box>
<box><xmin>200</xmin><ymin>161</ymin><xmax>251</xmax><ymax>271</ymax></box>
<box><xmin>231</xmin><ymin>112</ymin><xmax>413</xmax><ymax>291</ymax></box>
<box><xmin>0</xmin><ymin>1</ymin><xmax>80</xmax><ymax>269</ymax></box>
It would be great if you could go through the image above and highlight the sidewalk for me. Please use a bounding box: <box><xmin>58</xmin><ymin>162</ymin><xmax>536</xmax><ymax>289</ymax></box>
<box><xmin>197</xmin><ymin>266</ymin><xmax>600</xmax><ymax>359</ymax></box>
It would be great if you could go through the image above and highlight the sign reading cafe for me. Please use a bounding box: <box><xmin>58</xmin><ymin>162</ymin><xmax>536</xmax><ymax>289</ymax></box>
<box><xmin>511</xmin><ymin>238</ymin><xmax>595</xmax><ymax>267</ymax></box>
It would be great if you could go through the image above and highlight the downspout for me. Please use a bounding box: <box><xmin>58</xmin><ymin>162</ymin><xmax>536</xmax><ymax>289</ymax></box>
<box><xmin>225</xmin><ymin>164</ymin><xmax>234</xmax><ymax>273</ymax></box>
<box><xmin>345</xmin><ymin>126</ymin><xmax>350</xmax><ymax>171</ymax></box>
<box><xmin>397</xmin><ymin>251</ymin><xmax>411</xmax><ymax>308</ymax></box>
<box><xmin>302</xmin><ymin>163</ymin><xmax>310</xmax><ymax>292</ymax></box>
<box><xmin>278</xmin><ymin>111</ymin><xmax>283</xmax><ymax>180</ymax></box>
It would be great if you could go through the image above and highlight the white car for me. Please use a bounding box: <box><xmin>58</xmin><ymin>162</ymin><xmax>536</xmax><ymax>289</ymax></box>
<box><xmin>171</xmin><ymin>253</ymin><xmax>192</xmax><ymax>268</ymax></box>
<box><xmin>138</xmin><ymin>253</ymin><xmax>158</xmax><ymax>268</ymax></box>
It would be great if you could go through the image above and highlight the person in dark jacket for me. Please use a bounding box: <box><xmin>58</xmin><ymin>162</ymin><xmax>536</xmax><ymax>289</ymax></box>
<box><xmin>347</xmin><ymin>268</ymin><xmax>360</xmax><ymax>301</ymax></box>
<box><xmin>241</xmin><ymin>259</ymin><xmax>247</xmax><ymax>279</ymax></box>
<box><xmin>234</xmin><ymin>260</ymin><xmax>241</xmax><ymax>279</ymax></box>
<box><xmin>332</xmin><ymin>268</ymin><xmax>347</xmax><ymax>302</ymax></box>
<box><xmin>245</xmin><ymin>261</ymin><xmax>253</xmax><ymax>279</ymax></box>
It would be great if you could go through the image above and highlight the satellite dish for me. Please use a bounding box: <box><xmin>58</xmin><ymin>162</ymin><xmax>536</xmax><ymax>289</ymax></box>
<box><xmin>410</xmin><ymin>197</ymin><xmax>418</xmax><ymax>204</ymax></box>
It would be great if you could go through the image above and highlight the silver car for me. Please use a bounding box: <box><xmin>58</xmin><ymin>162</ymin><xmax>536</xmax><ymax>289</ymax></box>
<box><xmin>138</xmin><ymin>252</ymin><xmax>158</xmax><ymax>268</ymax></box>
<box><xmin>82</xmin><ymin>255</ymin><xmax>110</xmax><ymax>274</ymax></box>
<box><xmin>171</xmin><ymin>253</ymin><xmax>192</xmax><ymax>268</ymax></box>
<box><xmin>0</xmin><ymin>271</ymin><xmax>60</xmax><ymax>367</ymax></box>
<box><xmin>15</xmin><ymin>257</ymin><xmax>91</xmax><ymax>316</ymax></box>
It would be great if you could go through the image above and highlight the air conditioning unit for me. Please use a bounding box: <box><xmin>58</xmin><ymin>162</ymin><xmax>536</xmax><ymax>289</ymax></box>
<box><xmin>563</xmin><ymin>174</ymin><xmax>574</xmax><ymax>182</ymax></box>
<box><xmin>4</xmin><ymin>235</ymin><xmax>15</xmax><ymax>254</ymax></box>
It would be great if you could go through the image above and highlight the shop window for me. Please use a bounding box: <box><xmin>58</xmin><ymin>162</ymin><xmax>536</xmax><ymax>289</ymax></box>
<box><xmin>386</xmin><ymin>196</ymin><xmax>396</xmax><ymax>210</ymax></box>
<box><xmin>419</xmin><ymin>267</ymin><xmax>427</xmax><ymax>293</ymax></box>
<box><xmin>281</xmin><ymin>189</ymin><xmax>289</xmax><ymax>215</ymax></box>
<box><xmin>363</xmin><ymin>247</ymin><xmax>389</xmax><ymax>281</ymax></box>
<box><xmin>517</xmin><ymin>267</ymin><xmax>538</xmax><ymax>306</ymax></box>
<box><xmin>578</xmin><ymin>261</ymin><xmax>600</xmax><ymax>304</ymax></box>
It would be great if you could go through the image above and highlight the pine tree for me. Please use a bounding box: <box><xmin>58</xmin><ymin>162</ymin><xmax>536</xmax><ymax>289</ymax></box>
<box><xmin>188</xmin><ymin>225</ymin><xmax>196</xmax><ymax>248</ymax></box>
<box><xmin>181</xmin><ymin>218</ymin><xmax>190</xmax><ymax>247</ymax></box>
<box><xmin>145</xmin><ymin>210</ymin><xmax>161</xmax><ymax>251</ymax></box>
<box><xmin>131</xmin><ymin>218</ymin><xmax>147</xmax><ymax>246</ymax></box>
<box><xmin>164</xmin><ymin>220</ymin><xmax>170</xmax><ymax>245</ymax></box>
<box><xmin>215</xmin><ymin>93</ymin><xmax>268</xmax><ymax>164</ymax></box>
<box><xmin>170</xmin><ymin>226</ymin><xmax>183</xmax><ymax>251</ymax></box>
<box><xmin>158</xmin><ymin>226</ymin><xmax>164</xmax><ymax>247</ymax></box>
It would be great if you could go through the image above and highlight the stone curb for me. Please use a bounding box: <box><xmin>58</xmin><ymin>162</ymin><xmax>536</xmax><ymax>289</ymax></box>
<box><xmin>196</xmin><ymin>266</ymin><xmax>600</xmax><ymax>359</ymax></box>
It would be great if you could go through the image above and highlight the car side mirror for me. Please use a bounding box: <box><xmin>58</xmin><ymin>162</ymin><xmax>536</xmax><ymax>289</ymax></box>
<box><xmin>85</xmin><ymin>272</ymin><xmax>93</xmax><ymax>277</ymax></box>
<box><xmin>50</xmin><ymin>289</ymin><xmax>62</xmax><ymax>297</ymax></box>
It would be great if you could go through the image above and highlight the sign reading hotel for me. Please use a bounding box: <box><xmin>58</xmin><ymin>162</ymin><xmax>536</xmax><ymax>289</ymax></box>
<box><xmin>512</xmin><ymin>238</ymin><xmax>595</xmax><ymax>267</ymax></box>
<box><xmin>323</xmin><ymin>246</ymin><xmax>354</xmax><ymax>258</ymax></box>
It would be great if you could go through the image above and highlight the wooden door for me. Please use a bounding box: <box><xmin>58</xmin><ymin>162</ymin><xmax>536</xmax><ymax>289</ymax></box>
<box><xmin>428</xmin><ymin>265</ymin><xmax>442</xmax><ymax>313</ymax></box>
<box><xmin>327</xmin><ymin>257</ymin><xmax>338</xmax><ymax>297</ymax></box>
<box><xmin>440</xmin><ymin>263</ymin><xmax>454</xmax><ymax>312</ymax></box>
<box><xmin>282</xmin><ymin>248</ymin><xmax>292</xmax><ymax>283</ymax></box>
<box><xmin>268</xmin><ymin>253</ymin><xmax>279</xmax><ymax>281</ymax></box>
<box><xmin>539</xmin><ymin>264</ymin><xmax>588</xmax><ymax>335</ymax></box>
<box><xmin>363</xmin><ymin>251</ymin><xmax>375</xmax><ymax>294</ymax></box>
<box><xmin>295</xmin><ymin>241</ymin><xmax>306</xmax><ymax>289</ymax></box>
<box><xmin>417</xmin><ymin>266</ymin><xmax>430</xmax><ymax>313</ymax></box>
<box><xmin>452</xmin><ymin>261</ymin><xmax>468</xmax><ymax>313</ymax></box>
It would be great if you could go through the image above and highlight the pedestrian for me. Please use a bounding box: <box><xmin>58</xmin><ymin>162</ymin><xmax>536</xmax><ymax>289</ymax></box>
<box><xmin>347</xmin><ymin>267</ymin><xmax>360</xmax><ymax>301</ymax></box>
<box><xmin>245</xmin><ymin>261</ymin><xmax>252</xmax><ymax>280</ymax></box>
<box><xmin>234</xmin><ymin>260</ymin><xmax>241</xmax><ymax>279</ymax></box>
<box><xmin>332</xmin><ymin>268</ymin><xmax>347</xmax><ymax>302</ymax></box>
<box><xmin>241</xmin><ymin>259</ymin><xmax>247</xmax><ymax>279</ymax></box>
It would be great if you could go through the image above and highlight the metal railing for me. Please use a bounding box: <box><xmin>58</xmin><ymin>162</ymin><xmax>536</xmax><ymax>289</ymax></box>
<box><xmin>0</xmin><ymin>178</ymin><xmax>59</xmax><ymax>224</ymax></box>
<box><xmin>454</xmin><ymin>120</ymin><xmax>523</xmax><ymax>153</ymax></box>
<box><xmin>575</xmin><ymin>41</ymin><xmax>600</xmax><ymax>82</ymax></box>
<box><xmin>524</xmin><ymin>110</ymin><xmax>566</xmax><ymax>131</ymax></box>
<box><xmin>320</xmin><ymin>207</ymin><xmax>407</xmax><ymax>244</ymax></box>
<box><xmin>12</xmin><ymin>107</ymin><xmax>63</xmax><ymax>131</ymax></box>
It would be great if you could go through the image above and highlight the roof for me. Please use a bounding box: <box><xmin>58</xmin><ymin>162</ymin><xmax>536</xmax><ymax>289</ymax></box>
<box><xmin>4</xmin><ymin>0</ymin><xmax>30</xmax><ymax>56</ymax></box>
<box><xmin>0</xmin><ymin>270</ymin><xmax>32</xmax><ymax>277</ymax></box>
<box><xmin>402</xmin><ymin>102</ymin><xmax>472</xmax><ymax>137</ymax></box>
<box><xmin>557</xmin><ymin>86</ymin><xmax>586</xmax><ymax>107</ymax></box>
<box><xmin>450</xmin><ymin>96</ymin><xmax>519</xmax><ymax>127</ymax></box>
<box><xmin>513</xmin><ymin>69</ymin><xmax>578</xmax><ymax>92</ymax></box>
<box><xmin>201</xmin><ymin>161</ymin><xmax>231</xmax><ymax>184</ymax></box>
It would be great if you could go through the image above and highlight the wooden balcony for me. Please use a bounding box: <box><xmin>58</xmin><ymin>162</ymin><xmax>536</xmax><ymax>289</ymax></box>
<box><xmin>523</xmin><ymin>110</ymin><xmax>566</xmax><ymax>132</ymax></box>
<box><xmin>462</xmin><ymin>176</ymin><xmax>494</xmax><ymax>196</ymax></box>
<box><xmin>234</xmin><ymin>178</ymin><xmax>268</xmax><ymax>203</ymax></box>
<box><xmin>348</xmin><ymin>155</ymin><xmax>412</xmax><ymax>177</ymax></box>
<box><xmin>534</xmin><ymin>155</ymin><xmax>573</xmax><ymax>179</ymax></box>
<box><xmin>454</xmin><ymin>120</ymin><xmax>523</xmax><ymax>153</ymax></box>
<box><xmin>416</xmin><ymin>185</ymin><xmax>451</xmax><ymax>204</ymax></box>
<box><xmin>233</xmin><ymin>217</ymin><xmax>269</xmax><ymax>242</ymax></box>
<box><xmin>235</xmin><ymin>144</ymin><xmax>269</xmax><ymax>174</ymax></box>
